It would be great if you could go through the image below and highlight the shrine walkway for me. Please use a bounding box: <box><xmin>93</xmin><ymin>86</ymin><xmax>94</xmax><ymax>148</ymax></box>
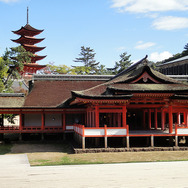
<box><xmin>129</xmin><ymin>128</ymin><xmax>174</xmax><ymax>136</ymax></box>
<box><xmin>1</xmin><ymin>154</ymin><xmax>188</xmax><ymax>187</ymax></box>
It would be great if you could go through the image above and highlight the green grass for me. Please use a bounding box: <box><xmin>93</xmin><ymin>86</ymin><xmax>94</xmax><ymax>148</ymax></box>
<box><xmin>32</xmin><ymin>156</ymin><xmax>104</xmax><ymax>166</ymax></box>
<box><xmin>32</xmin><ymin>157</ymin><xmax>188</xmax><ymax>166</ymax></box>
<box><xmin>0</xmin><ymin>144</ymin><xmax>12</xmax><ymax>155</ymax></box>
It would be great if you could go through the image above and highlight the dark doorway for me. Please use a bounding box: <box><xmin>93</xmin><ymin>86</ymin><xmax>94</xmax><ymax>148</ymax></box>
<box><xmin>127</xmin><ymin>109</ymin><xmax>143</xmax><ymax>130</ymax></box>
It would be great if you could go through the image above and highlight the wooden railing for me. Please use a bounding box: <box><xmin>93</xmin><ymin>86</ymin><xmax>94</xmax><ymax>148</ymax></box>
<box><xmin>0</xmin><ymin>126</ymin><xmax>19</xmax><ymax>130</ymax></box>
<box><xmin>0</xmin><ymin>125</ymin><xmax>64</xmax><ymax>133</ymax></box>
<box><xmin>73</xmin><ymin>124</ymin><xmax>129</xmax><ymax>137</ymax></box>
<box><xmin>175</xmin><ymin>123</ymin><xmax>188</xmax><ymax>135</ymax></box>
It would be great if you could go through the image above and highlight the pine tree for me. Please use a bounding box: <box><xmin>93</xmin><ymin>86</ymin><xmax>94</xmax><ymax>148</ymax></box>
<box><xmin>184</xmin><ymin>43</ymin><xmax>188</xmax><ymax>51</ymax></box>
<box><xmin>73</xmin><ymin>46</ymin><xmax>99</xmax><ymax>74</ymax></box>
<box><xmin>2</xmin><ymin>46</ymin><xmax>32</xmax><ymax>92</ymax></box>
<box><xmin>113</xmin><ymin>52</ymin><xmax>132</xmax><ymax>74</ymax></box>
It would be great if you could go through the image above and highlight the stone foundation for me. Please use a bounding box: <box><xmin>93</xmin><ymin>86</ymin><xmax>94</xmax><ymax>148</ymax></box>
<box><xmin>74</xmin><ymin>146</ymin><xmax>188</xmax><ymax>154</ymax></box>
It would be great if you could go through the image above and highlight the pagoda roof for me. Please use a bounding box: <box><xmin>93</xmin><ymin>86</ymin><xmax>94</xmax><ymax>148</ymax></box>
<box><xmin>11</xmin><ymin>36</ymin><xmax>44</xmax><ymax>45</ymax></box>
<box><xmin>12</xmin><ymin>24</ymin><xmax>43</xmax><ymax>37</ymax></box>
<box><xmin>69</xmin><ymin>56</ymin><xmax>188</xmax><ymax>103</ymax></box>
<box><xmin>23</xmin><ymin>44</ymin><xmax>46</xmax><ymax>53</ymax></box>
<box><xmin>23</xmin><ymin>63</ymin><xmax>46</xmax><ymax>69</ymax></box>
<box><xmin>31</xmin><ymin>55</ymin><xmax>47</xmax><ymax>62</ymax></box>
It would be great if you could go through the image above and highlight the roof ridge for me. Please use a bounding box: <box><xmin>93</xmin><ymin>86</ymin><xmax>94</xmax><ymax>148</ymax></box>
<box><xmin>110</xmin><ymin>55</ymin><xmax>148</xmax><ymax>81</ymax></box>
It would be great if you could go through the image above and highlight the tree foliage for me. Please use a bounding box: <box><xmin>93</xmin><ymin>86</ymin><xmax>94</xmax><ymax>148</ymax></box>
<box><xmin>184</xmin><ymin>43</ymin><xmax>188</xmax><ymax>51</ymax></box>
<box><xmin>0</xmin><ymin>46</ymin><xmax>32</xmax><ymax>93</ymax></box>
<box><xmin>73</xmin><ymin>46</ymin><xmax>100</xmax><ymax>75</ymax></box>
<box><xmin>40</xmin><ymin>47</ymin><xmax>133</xmax><ymax>76</ymax></box>
<box><xmin>40</xmin><ymin>63</ymin><xmax>75</xmax><ymax>75</ymax></box>
<box><xmin>113</xmin><ymin>52</ymin><xmax>132</xmax><ymax>74</ymax></box>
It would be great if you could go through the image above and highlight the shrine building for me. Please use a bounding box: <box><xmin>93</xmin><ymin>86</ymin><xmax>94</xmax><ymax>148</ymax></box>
<box><xmin>1</xmin><ymin>56</ymin><xmax>188</xmax><ymax>149</ymax></box>
<box><xmin>158</xmin><ymin>55</ymin><xmax>188</xmax><ymax>82</ymax></box>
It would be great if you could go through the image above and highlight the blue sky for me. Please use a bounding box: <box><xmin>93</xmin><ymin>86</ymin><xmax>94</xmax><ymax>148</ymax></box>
<box><xmin>0</xmin><ymin>0</ymin><xmax>188</xmax><ymax>68</ymax></box>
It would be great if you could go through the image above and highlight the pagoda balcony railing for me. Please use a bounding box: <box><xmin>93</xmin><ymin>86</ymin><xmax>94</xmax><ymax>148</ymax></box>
<box><xmin>73</xmin><ymin>124</ymin><xmax>129</xmax><ymax>138</ymax></box>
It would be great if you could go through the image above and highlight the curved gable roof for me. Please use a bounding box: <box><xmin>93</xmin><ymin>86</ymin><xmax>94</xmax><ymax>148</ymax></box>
<box><xmin>71</xmin><ymin>57</ymin><xmax>188</xmax><ymax>102</ymax></box>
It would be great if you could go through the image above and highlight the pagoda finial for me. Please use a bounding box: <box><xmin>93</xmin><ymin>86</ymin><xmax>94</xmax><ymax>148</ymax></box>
<box><xmin>27</xmin><ymin>7</ymin><xmax>29</xmax><ymax>24</ymax></box>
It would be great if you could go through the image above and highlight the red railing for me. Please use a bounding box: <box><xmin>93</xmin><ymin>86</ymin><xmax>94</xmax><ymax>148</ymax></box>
<box><xmin>73</xmin><ymin>124</ymin><xmax>129</xmax><ymax>137</ymax></box>
<box><xmin>175</xmin><ymin>123</ymin><xmax>188</xmax><ymax>136</ymax></box>
<box><xmin>0</xmin><ymin>126</ymin><xmax>19</xmax><ymax>130</ymax></box>
<box><xmin>0</xmin><ymin>125</ymin><xmax>64</xmax><ymax>133</ymax></box>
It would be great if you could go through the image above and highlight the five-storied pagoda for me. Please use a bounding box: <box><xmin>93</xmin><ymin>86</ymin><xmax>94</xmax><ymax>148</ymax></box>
<box><xmin>12</xmin><ymin>7</ymin><xmax>46</xmax><ymax>77</ymax></box>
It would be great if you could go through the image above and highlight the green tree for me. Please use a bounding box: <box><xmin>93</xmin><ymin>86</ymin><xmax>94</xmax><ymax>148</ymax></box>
<box><xmin>42</xmin><ymin>63</ymin><xmax>75</xmax><ymax>75</ymax></box>
<box><xmin>1</xmin><ymin>46</ymin><xmax>32</xmax><ymax>92</ymax></box>
<box><xmin>113</xmin><ymin>52</ymin><xmax>132</xmax><ymax>74</ymax></box>
<box><xmin>96</xmin><ymin>64</ymin><xmax>114</xmax><ymax>75</ymax></box>
<box><xmin>0</xmin><ymin>46</ymin><xmax>32</xmax><ymax>123</ymax></box>
<box><xmin>184</xmin><ymin>43</ymin><xmax>188</xmax><ymax>51</ymax></box>
<box><xmin>73</xmin><ymin>46</ymin><xmax>100</xmax><ymax>74</ymax></box>
<box><xmin>0</xmin><ymin>57</ymin><xmax>8</xmax><ymax>92</ymax></box>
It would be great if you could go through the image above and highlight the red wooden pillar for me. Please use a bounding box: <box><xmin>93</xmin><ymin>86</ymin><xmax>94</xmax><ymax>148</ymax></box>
<box><xmin>154</xmin><ymin>109</ymin><xmax>158</xmax><ymax>129</ymax></box>
<box><xmin>95</xmin><ymin>106</ymin><xmax>99</xmax><ymax>128</ymax></box>
<box><xmin>169</xmin><ymin>105</ymin><xmax>173</xmax><ymax>133</ymax></box>
<box><xmin>148</xmin><ymin>109</ymin><xmax>151</xmax><ymax>129</ymax></box>
<box><xmin>19</xmin><ymin>112</ymin><xmax>23</xmax><ymax>130</ymax></box>
<box><xmin>41</xmin><ymin>111</ymin><xmax>45</xmax><ymax>130</ymax></box>
<box><xmin>122</xmin><ymin>106</ymin><xmax>127</xmax><ymax>127</ymax></box>
<box><xmin>183</xmin><ymin>112</ymin><xmax>186</xmax><ymax>125</ymax></box>
<box><xmin>62</xmin><ymin>112</ymin><xmax>66</xmax><ymax>131</ymax></box>
<box><xmin>161</xmin><ymin>109</ymin><xmax>165</xmax><ymax>130</ymax></box>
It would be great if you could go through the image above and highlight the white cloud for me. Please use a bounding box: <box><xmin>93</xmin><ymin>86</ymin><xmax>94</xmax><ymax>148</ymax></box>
<box><xmin>135</xmin><ymin>41</ymin><xmax>155</xmax><ymax>50</ymax></box>
<box><xmin>152</xmin><ymin>16</ymin><xmax>188</xmax><ymax>30</ymax></box>
<box><xmin>111</xmin><ymin>0</ymin><xmax>188</xmax><ymax>13</ymax></box>
<box><xmin>149</xmin><ymin>51</ymin><xmax>172</xmax><ymax>62</ymax></box>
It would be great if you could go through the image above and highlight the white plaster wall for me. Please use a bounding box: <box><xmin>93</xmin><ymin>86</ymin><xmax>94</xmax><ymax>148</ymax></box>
<box><xmin>24</xmin><ymin>114</ymin><xmax>41</xmax><ymax>127</ymax></box>
<box><xmin>45</xmin><ymin>114</ymin><xmax>62</xmax><ymax>127</ymax></box>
